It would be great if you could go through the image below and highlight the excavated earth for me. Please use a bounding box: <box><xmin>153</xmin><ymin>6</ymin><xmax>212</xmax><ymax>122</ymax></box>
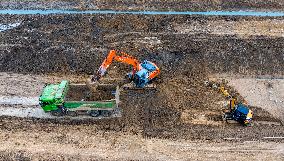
<box><xmin>0</xmin><ymin>10</ymin><xmax>284</xmax><ymax>160</ymax></box>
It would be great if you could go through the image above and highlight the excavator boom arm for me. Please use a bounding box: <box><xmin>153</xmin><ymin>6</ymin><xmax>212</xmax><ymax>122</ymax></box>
<box><xmin>92</xmin><ymin>50</ymin><xmax>141</xmax><ymax>81</ymax></box>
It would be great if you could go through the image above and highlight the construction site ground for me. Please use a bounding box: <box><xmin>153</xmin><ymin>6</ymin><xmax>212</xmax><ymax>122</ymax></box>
<box><xmin>0</xmin><ymin>1</ymin><xmax>284</xmax><ymax>160</ymax></box>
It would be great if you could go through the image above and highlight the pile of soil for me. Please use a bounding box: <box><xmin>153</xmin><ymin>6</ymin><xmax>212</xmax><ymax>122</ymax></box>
<box><xmin>66</xmin><ymin>84</ymin><xmax>115</xmax><ymax>101</ymax></box>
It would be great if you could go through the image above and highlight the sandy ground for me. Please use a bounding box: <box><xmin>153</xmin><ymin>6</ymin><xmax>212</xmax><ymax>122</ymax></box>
<box><xmin>225</xmin><ymin>77</ymin><xmax>284</xmax><ymax>123</ymax></box>
<box><xmin>0</xmin><ymin>72</ymin><xmax>90</xmax><ymax>97</ymax></box>
<box><xmin>174</xmin><ymin>19</ymin><xmax>284</xmax><ymax>38</ymax></box>
<box><xmin>0</xmin><ymin>130</ymin><xmax>283</xmax><ymax>161</ymax></box>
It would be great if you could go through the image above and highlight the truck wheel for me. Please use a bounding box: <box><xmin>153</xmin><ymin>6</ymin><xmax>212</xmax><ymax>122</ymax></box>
<box><xmin>89</xmin><ymin>110</ymin><xmax>100</xmax><ymax>117</ymax></box>
<box><xmin>67</xmin><ymin>111</ymin><xmax>78</xmax><ymax>117</ymax></box>
<box><xmin>223</xmin><ymin>112</ymin><xmax>232</xmax><ymax>121</ymax></box>
<box><xmin>101</xmin><ymin>110</ymin><xmax>111</xmax><ymax>117</ymax></box>
<box><xmin>51</xmin><ymin>109</ymin><xmax>63</xmax><ymax>116</ymax></box>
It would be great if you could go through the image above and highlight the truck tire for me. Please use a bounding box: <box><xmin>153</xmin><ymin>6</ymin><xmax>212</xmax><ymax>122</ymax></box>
<box><xmin>101</xmin><ymin>110</ymin><xmax>111</xmax><ymax>117</ymax></box>
<box><xmin>223</xmin><ymin>112</ymin><xmax>232</xmax><ymax>121</ymax></box>
<box><xmin>67</xmin><ymin>111</ymin><xmax>78</xmax><ymax>117</ymax></box>
<box><xmin>89</xmin><ymin>110</ymin><xmax>100</xmax><ymax>117</ymax></box>
<box><xmin>51</xmin><ymin>109</ymin><xmax>63</xmax><ymax>116</ymax></box>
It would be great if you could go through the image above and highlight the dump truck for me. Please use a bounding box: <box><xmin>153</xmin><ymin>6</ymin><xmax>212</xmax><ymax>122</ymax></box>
<box><xmin>39</xmin><ymin>80</ymin><xmax>120</xmax><ymax>118</ymax></box>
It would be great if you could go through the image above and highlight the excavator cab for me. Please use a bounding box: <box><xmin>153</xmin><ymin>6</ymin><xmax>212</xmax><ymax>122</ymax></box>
<box><xmin>224</xmin><ymin>99</ymin><xmax>253</xmax><ymax>126</ymax></box>
<box><xmin>133</xmin><ymin>68</ymin><xmax>148</xmax><ymax>88</ymax></box>
<box><xmin>132</xmin><ymin>60</ymin><xmax>159</xmax><ymax>88</ymax></box>
<box><xmin>231</xmin><ymin>104</ymin><xmax>253</xmax><ymax>126</ymax></box>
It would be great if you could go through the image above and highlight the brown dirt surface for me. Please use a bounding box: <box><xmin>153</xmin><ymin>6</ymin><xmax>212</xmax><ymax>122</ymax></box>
<box><xmin>0</xmin><ymin>121</ymin><xmax>283</xmax><ymax>160</ymax></box>
<box><xmin>0</xmin><ymin>7</ymin><xmax>284</xmax><ymax>161</ymax></box>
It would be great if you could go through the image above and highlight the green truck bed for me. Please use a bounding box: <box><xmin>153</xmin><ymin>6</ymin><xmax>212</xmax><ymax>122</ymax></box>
<box><xmin>39</xmin><ymin>80</ymin><xmax>120</xmax><ymax>116</ymax></box>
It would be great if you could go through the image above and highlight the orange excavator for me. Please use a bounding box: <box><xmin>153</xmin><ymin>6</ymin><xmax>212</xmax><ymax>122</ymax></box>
<box><xmin>91</xmin><ymin>50</ymin><xmax>160</xmax><ymax>88</ymax></box>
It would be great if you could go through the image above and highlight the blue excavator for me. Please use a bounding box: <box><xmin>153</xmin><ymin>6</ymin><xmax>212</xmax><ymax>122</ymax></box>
<box><xmin>205</xmin><ymin>81</ymin><xmax>253</xmax><ymax>126</ymax></box>
<box><xmin>224</xmin><ymin>98</ymin><xmax>253</xmax><ymax>126</ymax></box>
